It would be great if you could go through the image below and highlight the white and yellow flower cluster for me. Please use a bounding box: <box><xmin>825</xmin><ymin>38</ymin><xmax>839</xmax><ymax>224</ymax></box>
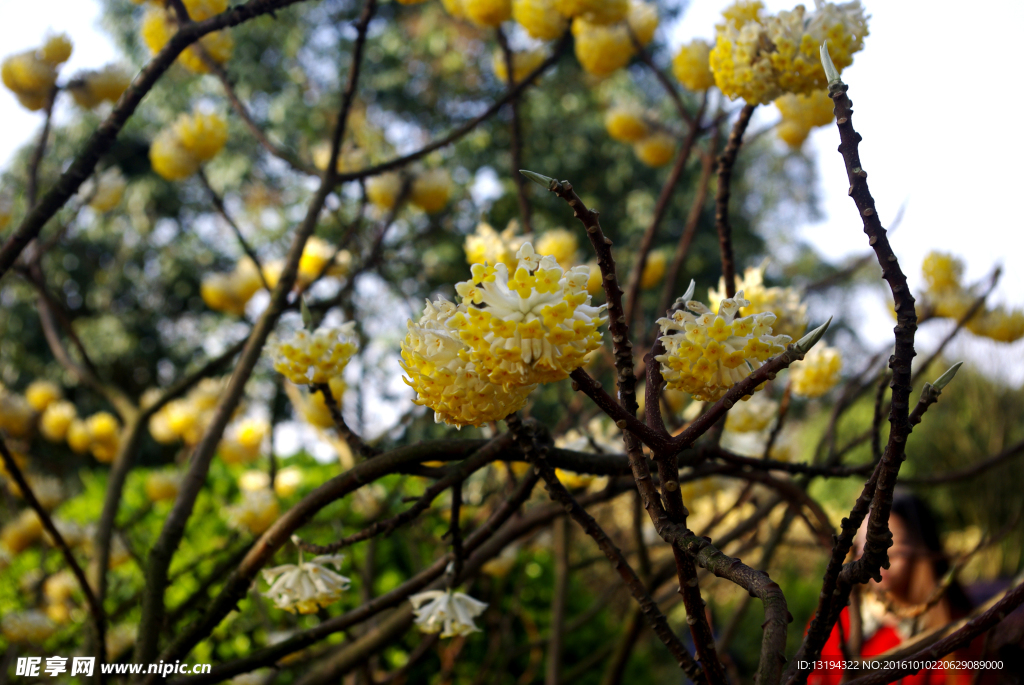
<box><xmin>789</xmin><ymin>345</ymin><xmax>841</xmax><ymax>397</ymax></box>
<box><xmin>410</xmin><ymin>589</ymin><xmax>488</xmax><ymax>638</ymax></box>
<box><xmin>150</xmin><ymin>109</ymin><xmax>228</xmax><ymax>181</ymax></box>
<box><xmin>67</xmin><ymin>65</ymin><xmax>131</xmax><ymax>110</ymax></box>
<box><xmin>226</xmin><ymin>489</ymin><xmax>280</xmax><ymax>535</ymax></box>
<box><xmin>1</xmin><ymin>33</ymin><xmax>71</xmax><ymax>111</ymax></box>
<box><xmin>774</xmin><ymin>89</ymin><xmax>835</xmax><ymax>148</ymax></box>
<box><xmin>709</xmin><ymin>262</ymin><xmax>808</xmax><ymax>340</ymax></box>
<box><xmin>269</xmin><ymin>323</ymin><xmax>358</xmax><ymax>386</ymax></box>
<box><xmin>148</xmin><ymin>378</ymin><xmax>227</xmax><ymax>446</ymax></box>
<box><xmin>141</xmin><ymin>0</ymin><xmax>233</xmax><ymax>74</ymax></box>
<box><xmin>918</xmin><ymin>252</ymin><xmax>1024</xmax><ymax>343</ymax></box>
<box><xmin>672</xmin><ymin>39</ymin><xmax>715</xmax><ymax>92</ymax></box>
<box><xmin>602</xmin><ymin>105</ymin><xmax>676</xmax><ymax>168</ymax></box>
<box><xmin>262</xmin><ymin>549</ymin><xmax>351</xmax><ymax>614</ymax></box>
<box><xmin>709</xmin><ymin>0</ymin><xmax>869</xmax><ymax>104</ymax></box>
<box><xmin>365</xmin><ymin>168</ymin><xmax>453</xmax><ymax>214</ymax></box>
<box><xmin>656</xmin><ymin>284</ymin><xmax>791</xmax><ymax>402</ymax></box>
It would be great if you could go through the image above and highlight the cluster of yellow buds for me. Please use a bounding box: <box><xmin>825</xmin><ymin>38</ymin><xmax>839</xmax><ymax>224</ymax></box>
<box><xmin>0</xmin><ymin>509</ymin><xmax>43</xmax><ymax>555</ymax></box>
<box><xmin>201</xmin><ymin>258</ymin><xmax>265</xmax><ymax>316</ymax></box>
<box><xmin>464</xmin><ymin>221</ymin><xmax>527</xmax><ymax>270</ymax></box>
<box><xmin>141</xmin><ymin>0</ymin><xmax>234</xmax><ymax>74</ymax></box>
<box><xmin>492</xmin><ymin>47</ymin><xmax>547</xmax><ymax>84</ymax></box>
<box><xmin>672</xmin><ymin>39</ymin><xmax>715</xmax><ymax>92</ymax></box>
<box><xmin>723</xmin><ymin>392</ymin><xmax>778</xmax><ymax>433</ymax></box>
<box><xmin>148</xmin><ymin>377</ymin><xmax>227</xmax><ymax>445</ymax></box>
<box><xmin>789</xmin><ymin>344</ymin><xmax>841</xmax><ymax>397</ymax></box>
<box><xmin>283</xmin><ymin>376</ymin><xmax>347</xmax><ymax>430</ymax></box>
<box><xmin>366</xmin><ymin>168</ymin><xmax>453</xmax><ymax>214</ymax></box>
<box><xmin>402</xmin><ymin>298</ymin><xmax>534</xmax><ymax>427</ymax></box>
<box><xmin>79</xmin><ymin>167</ymin><xmax>127</xmax><ymax>213</ymax></box>
<box><xmin>774</xmin><ymin>89</ymin><xmax>835</xmax><ymax>148</ymax></box>
<box><xmin>150</xmin><ymin>108</ymin><xmax>229</xmax><ymax>181</ymax></box>
<box><xmin>656</xmin><ymin>282</ymin><xmax>791</xmax><ymax>402</ymax></box>
<box><xmin>602</xmin><ymin>105</ymin><xmax>676</xmax><ymax>167</ymax></box>
<box><xmin>513</xmin><ymin>0</ymin><xmax>568</xmax><ymax>40</ymax></box>
<box><xmin>709</xmin><ymin>261</ymin><xmax>808</xmax><ymax>340</ymax></box>
<box><xmin>240</xmin><ymin>466</ymin><xmax>303</xmax><ymax>497</ymax></box>
<box><xmin>144</xmin><ymin>470</ymin><xmax>184</xmax><ymax>503</ymax></box>
<box><xmin>67</xmin><ymin>64</ymin><xmax>131</xmax><ymax>109</ymax></box>
<box><xmin>218</xmin><ymin>417</ymin><xmax>270</xmax><ymax>465</ymax></box>
<box><xmin>534</xmin><ymin>228</ymin><xmax>579</xmax><ymax>270</ymax></box>
<box><xmin>709</xmin><ymin>0</ymin><xmax>868</xmax><ymax>104</ymax></box>
<box><xmin>312</xmin><ymin>141</ymin><xmax>368</xmax><ymax>175</ymax></box>
<box><xmin>451</xmin><ymin>243</ymin><xmax>608</xmax><ymax>386</ymax></box>
<box><xmin>269</xmin><ymin>323</ymin><xmax>358</xmax><ymax>385</ymax></box>
<box><xmin>572</xmin><ymin>1</ymin><xmax>657</xmax><ymax>77</ymax></box>
<box><xmin>226</xmin><ymin>489</ymin><xmax>280</xmax><ymax>535</ymax></box>
<box><xmin>1</xmin><ymin>33</ymin><xmax>72</xmax><ymax>111</ymax></box>
<box><xmin>916</xmin><ymin>252</ymin><xmax>1024</xmax><ymax>343</ymax></box>
<box><xmin>640</xmin><ymin>249</ymin><xmax>668</xmax><ymax>289</ymax></box>
<box><xmin>0</xmin><ymin>385</ymin><xmax>39</xmax><ymax>439</ymax></box>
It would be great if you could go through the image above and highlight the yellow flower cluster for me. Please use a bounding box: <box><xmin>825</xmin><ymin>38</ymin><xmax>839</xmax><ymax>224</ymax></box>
<box><xmin>366</xmin><ymin>169</ymin><xmax>452</xmax><ymax>214</ymax></box>
<box><xmin>464</xmin><ymin>221</ymin><xmax>527</xmax><ymax>270</ymax></box>
<box><xmin>513</xmin><ymin>0</ymin><xmax>569</xmax><ymax>40</ymax></box>
<box><xmin>640</xmin><ymin>249</ymin><xmax>667</xmax><ymax>289</ymax></box>
<box><xmin>774</xmin><ymin>89</ymin><xmax>835</xmax><ymax>148</ymax></box>
<box><xmin>150</xmin><ymin>109</ymin><xmax>228</xmax><ymax>181</ymax></box>
<box><xmin>312</xmin><ymin>142</ymin><xmax>368</xmax><ymax>174</ymax></box>
<box><xmin>709</xmin><ymin>262</ymin><xmax>808</xmax><ymax>340</ymax></box>
<box><xmin>284</xmin><ymin>376</ymin><xmax>347</xmax><ymax>429</ymax></box>
<box><xmin>201</xmin><ymin>258</ymin><xmax>265</xmax><ymax>316</ymax></box>
<box><xmin>656</xmin><ymin>284</ymin><xmax>791</xmax><ymax>401</ymax></box>
<box><xmin>572</xmin><ymin>19</ymin><xmax>633</xmax><ymax>77</ymax></box>
<box><xmin>8</xmin><ymin>474</ymin><xmax>64</xmax><ymax>511</ymax></box>
<box><xmin>535</xmin><ymin>228</ymin><xmax>579</xmax><ymax>270</ymax></box>
<box><xmin>603</xmin><ymin>105</ymin><xmax>676</xmax><ymax>167</ymax></box>
<box><xmin>633</xmin><ymin>132</ymin><xmax>675</xmax><ymax>167</ymax></box>
<box><xmin>1</xmin><ymin>33</ymin><xmax>71</xmax><ymax>111</ymax></box>
<box><xmin>1</xmin><ymin>509</ymin><xmax>43</xmax><ymax>554</ymax></box>
<box><xmin>269</xmin><ymin>323</ymin><xmax>358</xmax><ymax>385</ymax></box>
<box><xmin>81</xmin><ymin>167</ymin><xmax>127</xmax><ymax>213</ymax></box>
<box><xmin>917</xmin><ymin>252</ymin><xmax>1024</xmax><ymax>343</ymax></box>
<box><xmin>0</xmin><ymin>386</ymin><xmax>36</xmax><ymax>439</ymax></box>
<box><xmin>402</xmin><ymin>298</ymin><xmax>534</xmax><ymax>428</ymax></box>
<box><xmin>219</xmin><ymin>418</ymin><xmax>270</xmax><ymax>465</ymax></box>
<box><xmin>709</xmin><ymin>0</ymin><xmax>868</xmax><ymax>104</ymax></box>
<box><xmin>144</xmin><ymin>470</ymin><xmax>183</xmax><ymax>503</ymax></box>
<box><xmin>262</xmin><ymin>550</ymin><xmax>351</xmax><ymax>614</ymax></box>
<box><xmin>723</xmin><ymin>393</ymin><xmax>777</xmax><ymax>433</ymax></box>
<box><xmin>67</xmin><ymin>65</ymin><xmax>131</xmax><ymax>109</ymax></box>
<box><xmin>464</xmin><ymin>0</ymin><xmax>513</xmax><ymax>27</ymax></box>
<box><xmin>672</xmin><ymin>40</ymin><xmax>715</xmax><ymax>92</ymax></box>
<box><xmin>148</xmin><ymin>377</ymin><xmax>227</xmax><ymax>445</ymax></box>
<box><xmin>492</xmin><ymin>48</ymin><xmax>547</xmax><ymax>85</ymax></box>
<box><xmin>141</xmin><ymin>0</ymin><xmax>234</xmax><ymax>74</ymax></box>
<box><xmin>789</xmin><ymin>345</ymin><xmax>841</xmax><ymax>397</ymax></box>
<box><xmin>451</xmin><ymin>243</ymin><xmax>608</xmax><ymax>386</ymax></box>
<box><xmin>226</xmin><ymin>489</ymin><xmax>280</xmax><ymax>535</ymax></box>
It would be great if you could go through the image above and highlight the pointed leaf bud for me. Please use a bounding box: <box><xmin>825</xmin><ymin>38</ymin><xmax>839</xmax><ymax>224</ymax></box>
<box><xmin>820</xmin><ymin>41</ymin><xmax>841</xmax><ymax>86</ymax></box>
<box><xmin>519</xmin><ymin>169</ymin><xmax>559</xmax><ymax>191</ymax></box>
<box><xmin>932</xmin><ymin>361</ymin><xmax>963</xmax><ymax>391</ymax></box>
<box><xmin>794</xmin><ymin>316</ymin><xmax>832</xmax><ymax>355</ymax></box>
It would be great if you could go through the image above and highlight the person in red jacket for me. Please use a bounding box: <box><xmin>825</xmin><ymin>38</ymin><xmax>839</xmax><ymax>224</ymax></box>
<box><xmin>808</xmin><ymin>493</ymin><xmax>978</xmax><ymax>685</ymax></box>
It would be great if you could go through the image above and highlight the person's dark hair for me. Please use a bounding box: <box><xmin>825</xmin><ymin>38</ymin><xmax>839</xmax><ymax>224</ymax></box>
<box><xmin>890</xmin><ymin>491</ymin><xmax>973</xmax><ymax>617</ymax></box>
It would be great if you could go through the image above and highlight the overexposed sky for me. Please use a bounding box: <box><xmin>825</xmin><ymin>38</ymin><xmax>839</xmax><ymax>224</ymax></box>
<box><xmin>2</xmin><ymin>0</ymin><xmax>1023</xmax><ymax>383</ymax></box>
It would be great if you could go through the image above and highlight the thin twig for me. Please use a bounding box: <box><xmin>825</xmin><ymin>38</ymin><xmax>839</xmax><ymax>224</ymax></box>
<box><xmin>313</xmin><ymin>382</ymin><xmax>378</xmax><ymax>459</ymax></box>
<box><xmin>713</xmin><ymin>104</ymin><xmax>756</xmax><ymax>298</ymax></box>
<box><xmin>197</xmin><ymin>169</ymin><xmax>270</xmax><ymax>290</ymax></box>
<box><xmin>496</xmin><ymin>27</ymin><xmax>532</xmax><ymax>233</ymax></box>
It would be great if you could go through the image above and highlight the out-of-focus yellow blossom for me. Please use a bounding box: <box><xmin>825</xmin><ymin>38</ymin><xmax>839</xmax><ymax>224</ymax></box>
<box><xmin>68</xmin><ymin>65</ymin><xmax>131</xmax><ymax>109</ymax></box>
<box><xmin>226</xmin><ymin>489</ymin><xmax>280</xmax><ymax>535</ymax></box>
<box><xmin>1</xmin><ymin>610</ymin><xmax>56</xmax><ymax>644</ymax></box>
<box><xmin>0</xmin><ymin>390</ymin><xmax>35</xmax><ymax>439</ymax></box>
<box><xmin>966</xmin><ymin>307</ymin><xmax>1024</xmax><ymax>343</ymax></box>
<box><xmin>269</xmin><ymin>323</ymin><xmax>357</xmax><ymax>385</ymax></box>
<box><xmin>297</xmin><ymin>236</ymin><xmax>352</xmax><ymax>286</ymax></box>
<box><xmin>150</xmin><ymin>127</ymin><xmax>201</xmax><ymax>181</ymax></box>
<box><xmin>273</xmin><ymin>466</ymin><xmax>304</xmax><ymax>497</ymax></box>
<box><xmin>366</xmin><ymin>172</ymin><xmax>403</xmax><ymax>210</ymax></box>
<box><xmin>656</xmin><ymin>284</ymin><xmax>791</xmax><ymax>402</ymax></box>
<box><xmin>481</xmin><ymin>544</ymin><xmax>519</xmax><ymax>577</ymax></box>
<box><xmin>640</xmin><ymin>249</ymin><xmax>667</xmax><ymax>289</ymax></box>
<box><xmin>312</xmin><ymin>142</ymin><xmax>367</xmax><ymax>174</ymax></box>
<box><xmin>492</xmin><ymin>48</ymin><xmax>547</xmax><ymax>85</ymax></box>
<box><xmin>451</xmin><ymin>243</ymin><xmax>608</xmax><ymax>386</ymax></box>
<box><xmin>679</xmin><ymin>476</ymin><xmax>722</xmax><ymax>504</ymax></box>
<box><xmin>410</xmin><ymin>590</ymin><xmax>488</xmax><ymax>637</ymax></box>
<box><xmin>40</xmin><ymin>400</ymin><xmax>77</xmax><ymax>442</ymax></box>
<box><xmin>585</xmin><ymin>260</ymin><xmax>603</xmax><ymax>295</ymax></box>
<box><xmin>175</xmin><ymin>111</ymin><xmax>228</xmax><ymax>162</ymax></box>
<box><xmin>710</xmin><ymin>262</ymin><xmax>808</xmax><ymax>340</ymax></box>
<box><xmin>239</xmin><ymin>470</ymin><xmax>271</xmax><ymax>492</ymax></box>
<box><xmin>556</xmin><ymin>0</ymin><xmax>628</xmax><ymax>25</ymax></box>
<box><xmin>535</xmin><ymin>228</ymin><xmax>578</xmax><ymax>270</ymax></box>
<box><xmin>604</xmin><ymin>105</ymin><xmax>648</xmax><ymax>143</ymax></box>
<box><xmin>39</xmin><ymin>33</ymin><xmax>73</xmax><ymax>67</ymax></box>
<box><xmin>513</xmin><ymin>0</ymin><xmax>568</xmax><ymax>40</ymax></box>
<box><xmin>144</xmin><ymin>470</ymin><xmax>183</xmax><ymax>503</ymax></box>
<box><xmin>626</xmin><ymin>0</ymin><xmax>658</xmax><ymax>46</ymax></box>
<box><xmin>789</xmin><ymin>344</ymin><xmax>841</xmax><ymax>397</ymax></box>
<box><xmin>672</xmin><ymin>39</ymin><xmax>714</xmax><ymax>91</ymax></box>
<box><xmin>709</xmin><ymin>0</ymin><xmax>868</xmax><ymax>104</ymax></box>
<box><xmin>262</xmin><ymin>549</ymin><xmax>350</xmax><ymax>614</ymax></box>
<box><xmin>633</xmin><ymin>132</ymin><xmax>675</xmax><ymax>167</ymax></box>
<box><xmin>723</xmin><ymin>393</ymin><xmax>777</xmax><ymax>433</ymax></box>
<box><xmin>442</xmin><ymin>0</ymin><xmax>467</xmax><ymax>19</ymax></box>
<box><xmin>43</xmin><ymin>570</ymin><xmax>78</xmax><ymax>604</ymax></box>
<box><xmin>774</xmin><ymin>89</ymin><xmax>834</xmax><ymax>148</ymax></box>
<box><xmin>286</xmin><ymin>376</ymin><xmax>347</xmax><ymax>429</ymax></box>
<box><xmin>1</xmin><ymin>509</ymin><xmax>44</xmax><ymax>554</ymax></box>
<box><xmin>83</xmin><ymin>167</ymin><xmax>127</xmax><ymax>213</ymax></box>
<box><xmin>922</xmin><ymin>251</ymin><xmax>964</xmax><ymax>293</ymax></box>
<box><xmin>572</xmin><ymin>18</ymin><xmax>633</xmax><ymax>76</ymax></box>
<box><xmin>410</xmin><ymin>168</ymin><xmax>453</xmax><ymax>213</ymax></box>
<box><xmin>464</xmin><ymin>221</ymin><xmax>526</xmax><ymax>269</ymax></box>
<box><xmin>1</xmin><ymin>51</ymin><xmax>56</xmax><ymax>111</ymax></box>
<box><xmin>25</xmin><ymin>380</ymin><xmax>62</xmax><ymax>412</ymax></box>
<box><xmin>141</xmin><ymin>2</ymin><xmax>233</xmax><ymax>74</ymax></box>
<box><xmin>464</xmin><ymin>0</ymin><xmax>513</xmax><ymax>27</ymax></box>
<box><xmin>554</xmin><ymin>468</ymin><xmax>594</xmax><ymax>489</ymax></box>
<box><xmin>201</xmin><ymin>258</ymin><xmax>265</xmax><ymax>316</ymax></box>
<box><xmin>67</xmin><ymin>419</ymin><xmax>92</xmax><ymax>454</ymax></box>
<box><xmin>87</xmin><ymin>412</ymin><xmax>121</xmax><ymax>463</ymax></box>
<box><xmin>402</xmin><ymin>298</ymin><xmax>534</xmax><ymax>428</ymax></box>
<box><xmin>148</xmin><ymin>377</ymin><xmax>225</xmax><ymax>445</ymax></box>
<box><xmin>219</xmin><ymin>417</ymin><xmax>270</xmax><ymax>465</ymax></box>
<box><xmin>9</xmin><ymin>474</ymin><xmax>63</xmax><ymax>510</ymax></box>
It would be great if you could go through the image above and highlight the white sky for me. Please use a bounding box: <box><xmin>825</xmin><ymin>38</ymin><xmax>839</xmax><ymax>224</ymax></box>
<box><xmin>2</xmin><ymin>0</ymin><xmax>1022</xmax><ymax>385</ymax></box>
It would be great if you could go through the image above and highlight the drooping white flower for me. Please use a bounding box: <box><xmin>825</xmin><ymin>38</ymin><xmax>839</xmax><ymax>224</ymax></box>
<box><xmin>261</xmin><ymin>546</ymin><xmax>351</xmax><ymax>614</ymax></box>
<box><xmin>409</xmin><ymin>589</ymin><xmax>488</xmax><ymax>638</ymax></box>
